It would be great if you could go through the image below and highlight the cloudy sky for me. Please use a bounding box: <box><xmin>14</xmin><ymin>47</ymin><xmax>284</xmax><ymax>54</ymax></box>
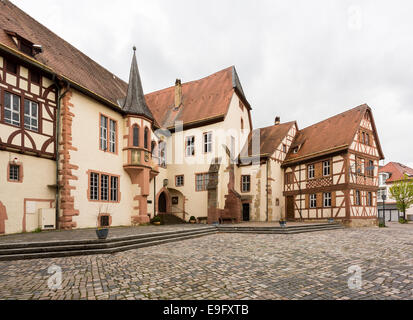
<box><xmin>13</xmin><ymin>0</ymin><xmax>413</xmax><ymax>168</ymax></box>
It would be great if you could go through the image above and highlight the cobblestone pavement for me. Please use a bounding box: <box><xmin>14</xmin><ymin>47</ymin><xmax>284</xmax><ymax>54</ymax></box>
<box><xmin>1</xmin><ymin>223</ymin><xmax>413</xmax><ymax>300</ymax></box>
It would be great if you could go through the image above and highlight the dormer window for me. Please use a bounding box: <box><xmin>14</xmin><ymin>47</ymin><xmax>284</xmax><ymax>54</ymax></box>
<box><xmin>293</xmin><ymin>147</ymin><xmax>299</xmax><ymax>154</ymax></box>
<box><xmin>20</xmin><ymin>40</ymin><xmax>33</xmax><ymax>56</ymax></box>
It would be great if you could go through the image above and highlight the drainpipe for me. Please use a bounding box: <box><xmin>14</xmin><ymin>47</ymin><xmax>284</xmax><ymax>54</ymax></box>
<box><xmin>298</xmin><ymin>163</ymin><xmax>303</xmax><ymax>220</ymax></box>
<box><xmin>54</xmin><ymin>79</ymin><xmax>70</xmax><ymax>230</ymax></box>
<box><xmin>154</xmin><ymin>176</ymin><xmax>156</xmax><ymax>216</ymax></box>
<box><xmin>266</xmin><ymin>158</ymin><xmax>269</xmax><ymax>222</ymax></box>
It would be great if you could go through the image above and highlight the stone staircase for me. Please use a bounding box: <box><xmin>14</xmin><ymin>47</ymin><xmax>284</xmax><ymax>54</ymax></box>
<box><xmin>159</xmin><ymin>214</ymin><xmax>186</xmax><ymax>225</ymax></box>
<box><xmin>217</xmin><ymin>223</ymin><xmax>345</xmax><ymax>234</ymax></box>
<box><xmin>0</xmin><ymin>226</ymin><xmax>216</xmax><ymax>261</ymax></box>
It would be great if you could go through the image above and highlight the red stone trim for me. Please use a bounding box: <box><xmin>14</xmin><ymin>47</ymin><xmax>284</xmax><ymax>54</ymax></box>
<box><xmin>0</xmin><ymin>201</ymin><xmax>8</xmax><ymax>234</ymax></box>
<box><xmin>86</xmin><ymin>169</ymin><xmax>121</xmax><ymax>203</ymax></box>
<box><xmin>99</xmin><ymin>112</ymin><xmax>118</xmax><ymax>154</ymax></box>
<box><xmin>155</xmin><ymin>187</ymin><xmax>172</xmax><ymax>214</ymax></box>
<box><xmin>58</xmin><ymin>90</ymin><xmax>79</xmax><ymax>230</ymax></box>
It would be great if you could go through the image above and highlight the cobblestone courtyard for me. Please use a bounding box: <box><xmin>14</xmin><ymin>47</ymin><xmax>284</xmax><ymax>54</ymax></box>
<box><xmin>1</xmin><ymin>223</ymin><xmax>413</xmax><ymax>300</ymax></box>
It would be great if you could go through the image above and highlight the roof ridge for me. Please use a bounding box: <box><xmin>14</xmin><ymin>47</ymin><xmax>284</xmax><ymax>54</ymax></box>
<box><xmin>145</xmin><ymin>66</ymin><xmax>234</xmax><ymax>97</ymax></box>
<box><xmin>300</xmin><ymin>104</ymin><xmax>368</xmax><ymax>131</ymax></box>
<box><xmin>255</xmin><ymin>121</ymin><xmax>296</xmax><ymax>132</ymax></box>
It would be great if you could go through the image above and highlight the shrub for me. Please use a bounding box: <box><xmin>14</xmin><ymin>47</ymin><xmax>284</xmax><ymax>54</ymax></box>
<box><xmin>189</xmin><ymin>216</ymin><xmax>196</xmax><ymax>221</ymax></box>
<box><xmin>151</xmin><ymin>215</ymin><xmax>161</xmax><ymax>223</ymax></box>
<box><xmin>399</xmin><ymin>217</ymin><xmax>408</xmax><ymax>224</ymax></box>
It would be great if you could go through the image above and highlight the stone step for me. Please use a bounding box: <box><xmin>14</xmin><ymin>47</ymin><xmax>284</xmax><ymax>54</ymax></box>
<box><xmin>0</xmin><ymin>228</ymin><xmax>216</xmax><ymax>256</ymax></box>
<box><xmin>0</xmin><ymin>228</ymin><xmax>216</xmax><ymax>261</ymax></box>
<box><xmin>0</xmin><ymin>226</ymin><xmax>215</xmax><ymax>250</ymax></box>
<box><xmin>217</xmin><ymin>224</ymin><xmax>345</xmax><ymax>234</ymax></box>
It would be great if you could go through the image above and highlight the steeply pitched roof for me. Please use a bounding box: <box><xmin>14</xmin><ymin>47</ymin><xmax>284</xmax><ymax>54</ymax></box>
<box><xmin>120</xmin><ymin>48</ymin><xmax>154</xmax><ymax>120</ymax></box>
<box><xmin>239</xmin><ymin>122</ymin><xmax>296</xmax><ymax>158</ymax></box>
<box><xmin>145</xmin><ymin>66</ymin><xmax>249</xmax><ymax>129</ymax></box>
<box><xmin>284</xmin><ymin>104</ymin><xmax>384</xmax><ymax>164</ymax></box>
<box><xmin>379</xmin><ymin>162</ymin><xmax>413</xmax><ymax>183</ymax></box>
<box><xmin>0</xmin><ymin>0</ymin><xmax>127</xmax><ymax>107</ymax></box>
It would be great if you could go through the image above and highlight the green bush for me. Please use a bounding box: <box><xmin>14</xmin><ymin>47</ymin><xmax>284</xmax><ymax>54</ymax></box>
<box><xmin>189</xmin><ymin>216</ymin><xmax>196</xmax><ymax>221</ymax></box>
<box><xmin>399</xmin><ymin>218</ymin><xmax>408</xmax><ymax>224</ymax></box>
<box><xmin>151</xmin><ymin>215</ymin><xmax>161</xmax><ymax>223</ymax></box>
<box><xmin>378</xmin><ymin>222</ymin><xmax>386</xmax><ymax>228</ymax></box>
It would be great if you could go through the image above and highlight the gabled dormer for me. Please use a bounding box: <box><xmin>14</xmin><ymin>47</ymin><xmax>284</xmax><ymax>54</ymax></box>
<box><xmin>4</xmin><ymin>30</ymin><xmax>42</xmax><ymax>57</ymax></box>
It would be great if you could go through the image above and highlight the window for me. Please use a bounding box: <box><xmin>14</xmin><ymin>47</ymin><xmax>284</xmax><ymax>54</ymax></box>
<box><xmin>100</xmin><ymin>115</ymin><xmax>117</xmax><ymax>153</ymax></box>
<box><xmin>144</xmin><ymin>127</ymin><xmax>149</xmax><ymax>150</ymax></box>
<box><xmin>203</xmin><ymin>132</ymin><xmax>212</xmax><ymax>153</ymax></box>
<box><xmin>8</xmin><ymin>164</ymin><xmax>20</xmax><ymax>182</ymax></box>
<box><xmin>285</xmin><ymin>172</ymin><xmax>293</xmax><ymax>184</ymax></box>
<box><xmin>186</xmin><ymin>136</ymin><xmax>195</xmax><ymax>156</ymax></box>
<box><xmin>30</xmin><ymin>71</ymin><xmax>41</xmax><ymax>84</ymax></box>
<box><xmin>175</xmin><ymin>175</ymin><xmax>184</xmax><ymax>187</ymax></box>
<box><xmin>323</xmin><ymin>161</ymin><xmax>330</xmax><ymax>176</ymax></box>
<box><xmin>101</xmin><ymin>174</ymin><xmax>109</xmax><ymax>201</ymax></box>
<box><xmin>366</xmin><ymin>160</ymin><xmax>374</xmax><ymax>177</ymax></box>
<box><xmin>89</xmin><ymin>171</ymin><xmax>119</xmax><ymax>202</ymax></box>
<box><xmin>355</xmin><ymin>190</ymin><xmax>361</xmax><ymax>206</ymax></box>
<box><xmin>159</xmin><ymin>141</ymin><xmax>166</xmax><ymax>167</ymax></box>
<box><xmin>367</xmin><ymin>192</ymin><xmax>372</xmax><ymax>206</ymax></box>
<box><xmin>20</xmin><ymin>41</ymin><xmax>32</xmax><ymax>56</ymax></box>
<box><xmin>109</xmin><ymin>119</ymin><xmax>116</xmax><ymax>153</ymax></box>
<box><xmin>4</xmin><ymin>92</ymin><xmax>20</xmax><ymax>126</ymax></box>
<box><xmin>24</xmin><ymin>99</ymin><xmax>38</xmax><ymax>131</ymax></box>
<box><xmin>283</xmin><ymin>144</ymin><xmax>286</xmax><ymax>153</ymax></box>
<box><xmin>323</xmin><ymin>192</ymin><xmax>332</xmax><ymax>207</ymax></box>
<box><xmin>241</xmin><ymin>175</ymin><xmax>251</xmax><ymax>193</ymax></box>
<box><xmin>230</xmin><ymin>136</ymin><xmax>236</xmax><ymax>159</ymax></box>
<box><xmin>6</xmin><ymin>60</ymin><xmax>17</xmax><ymax>74</ymax></box>
<box><xmin>90</xmin><ymin>172</ymin><xmax>99</xmax><ymax>200</ymax></box>
<box><xmin>310</xmin><ymin>194</ymin><xmax>317</xmax><ymax>208</ymax></box>
<box><xmin>308</xmin><ymin>164</ymin><xmax>315</xmax><ymax>179</ymax></box>
<box><xmin>110</xmin><ymin>176</ymin><xmax>119</xmax><ymax>202</ymax></box>
<box><xmin>100</xmin><ymin>115</ymin><xmax>108</xmax><ymax>151</ymax></box>
<box><xmin>195</xmin><ymin>173</ymin><xmax>209</xmax><ymax>191</ymax></box>
<box><xmin>365</xmin><ymin>133</ymin><xmax>370</xmax><ymax>146</ymax></box>
<box><xmin>361</xmin><ymin>132</ymin><xmax>366</xmax><ymax>144</ymax></box>
<box><xmin>133</xmin><ymin>125</ymin><xmax>139</xmax><ymax>147</ymax></box>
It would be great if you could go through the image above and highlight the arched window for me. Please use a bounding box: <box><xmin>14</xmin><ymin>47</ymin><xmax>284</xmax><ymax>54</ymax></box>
<box><xmin>144</xmin><ymin>127</ymin><xmax>149</xmax><ymax>149</ymax></box>
<box><xmin>133</xmin><ymin>125</ymin><xmax>139</xmax><ymax>147</ymax></box>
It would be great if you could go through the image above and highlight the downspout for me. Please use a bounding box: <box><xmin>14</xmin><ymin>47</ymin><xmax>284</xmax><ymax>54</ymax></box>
<box><xmin>298</xmin><ymin>164</ymin><xmax>303</xmax><ymax>220</ymax></box>
<box><xmin>54</xmin><ymin>79</ymin><xmax>70</xmax><ymax>230</ymax></box>
<box><xmin>266</xmin><ymin>158</ymin><xmax>269</xmax><ymax>222</ymax></box>
<box><xmin>154</xmin><ymin>176</ymin><xmax>156</xmax><ymax>216</ymax></box>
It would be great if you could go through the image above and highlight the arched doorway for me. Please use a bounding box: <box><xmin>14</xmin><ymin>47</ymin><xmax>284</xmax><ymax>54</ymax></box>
<box><xmin>159</xmin><ymin>192</ymin><xmax>167</xmax><ymax>214</ymax></box>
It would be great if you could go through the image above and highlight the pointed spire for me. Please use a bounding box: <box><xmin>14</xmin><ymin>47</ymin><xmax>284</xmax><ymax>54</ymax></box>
<box><xmin>122</xmin><ymin>47</ymin><xmax>154</xmax><ymax>120</ymax></box>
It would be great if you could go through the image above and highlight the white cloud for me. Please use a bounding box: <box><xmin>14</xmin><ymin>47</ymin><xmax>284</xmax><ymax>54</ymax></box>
<box><xmin>12</xmin><ymin>0</ymin><xmax>413</xmax><ymax>167</ymax></box>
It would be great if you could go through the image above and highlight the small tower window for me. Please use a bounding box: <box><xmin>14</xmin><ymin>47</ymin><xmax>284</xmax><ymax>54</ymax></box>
<box><xmin>133</xmin><ymin>125</ymin><xmax>139</xmax><ymax>147</ymax></box>
<box><xmin>144</xmin><ymin>127</ymin><xmax>149</xmax><ymax>149</ymax></box>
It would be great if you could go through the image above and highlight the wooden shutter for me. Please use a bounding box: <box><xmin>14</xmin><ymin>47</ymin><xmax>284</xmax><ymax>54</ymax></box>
<box><xmin>317</xmin><ymin>193</ymin><xmax>322</xmax><ymax>208</ymax></box>
<box><xmin>315</xmin><ymin>162</ymin><xmax>322</xmax><ymax>178</ymax></box>
<box><xmin>332</xmin><ymin>192</ymin><xmax>336</xmax><ymax>207</ymax></box>
<box><xmin>305</xmin><ymin>194</ymin><xmax>309</xmax><ymax>209</ymax></box>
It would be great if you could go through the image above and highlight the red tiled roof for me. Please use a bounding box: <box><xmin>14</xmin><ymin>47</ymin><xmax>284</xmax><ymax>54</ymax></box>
<box><xmin>284</xmin><ymin>104</ymin><xmax>384</xmax><ymax>164</ymax></box>
<box><xmin>145</xmin><ymin>66</ymin><xmax>244</xmax><ymax>128</ymax></box>
<box><xmin>379</xmin><ymin>162</ymin><xmax>413</xmax><ymax>183</ymax></box>
<box><xmin>240</xmin><ymin>122</ymin><xmax>297</xmax><ymax>158</ymax></box>
<box><xmin>0</xmin><ymin>0</ymin><xmax>127</xmax><ymax>106</ymax></box>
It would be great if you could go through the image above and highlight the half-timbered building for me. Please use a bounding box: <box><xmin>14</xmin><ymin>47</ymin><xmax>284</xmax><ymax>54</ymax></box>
<box><xmin>281</xmin><ymin>105</ymin><xmax>384</xmax><ymax>227</ymax></box>
<box><xmin>0</xmin><ymin>1</ymin><xmax>385</xmax><ymax>235</ymax></box>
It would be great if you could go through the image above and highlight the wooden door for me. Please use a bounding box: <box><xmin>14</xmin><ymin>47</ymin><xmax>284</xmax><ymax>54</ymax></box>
<box><xmin>286</xmin><ymin>196</ymin><xmax>295</xmax><ymax>220</ymax></box>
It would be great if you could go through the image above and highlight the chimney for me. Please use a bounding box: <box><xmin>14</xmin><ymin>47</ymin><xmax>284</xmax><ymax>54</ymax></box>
<box><xmin>274</xmin><ymin>116</ymin><xmax>281</xmax><ymax>125</ymax></box>
<box><xmin>175</xmin><ymin>79</ymin><xmax>182</xmax><ymax>109</ymax></box>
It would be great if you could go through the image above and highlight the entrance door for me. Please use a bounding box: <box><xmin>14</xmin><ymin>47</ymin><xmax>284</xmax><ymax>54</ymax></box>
<box><xmin>286</xmin><ymin>196</ymin><xmax>295</xmax><ymax>220</ymax></box>
<box><xmin>242</xmin><ymin>203</ymin><xmax>250</xmax><ymax>222</ymax></box>
<box><xmin>159</xmin><ymin>192</ymin><xmax>167</xmax><ymax>213</ymax></box>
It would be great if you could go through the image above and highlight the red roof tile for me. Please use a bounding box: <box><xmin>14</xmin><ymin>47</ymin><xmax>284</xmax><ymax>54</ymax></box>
<box><xmin>284</xmin><ymin>104</ymin><xmax>384</xmax><ymax>164</ymax></box>
<box><xmin>0</xmin><ymin>0</ymin><xmax>127</xmax><ymax>106</ymax></box>
<box><xmin>379</xmin><ymin>162</ymin><xmax>413</xmax><ymax>183</ymax></box>
<box><xmin>240</xmin><ymin>122</ymin><xmax>297</xmax><ymax>158</ymax></box>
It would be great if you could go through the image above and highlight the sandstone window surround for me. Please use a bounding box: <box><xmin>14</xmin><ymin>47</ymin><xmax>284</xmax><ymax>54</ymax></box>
<box><xmin>88</xmin><ymin>171</ymin><xmax>120</xmax><ymax>203</ymax></box>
